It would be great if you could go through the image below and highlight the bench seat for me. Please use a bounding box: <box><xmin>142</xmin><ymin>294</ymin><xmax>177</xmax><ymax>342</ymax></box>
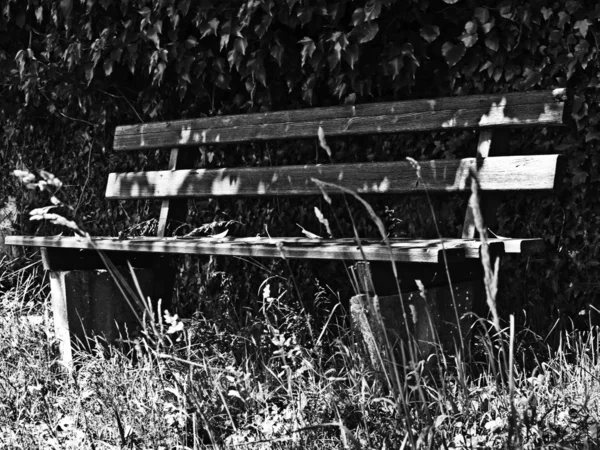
<box><xmin>6</xmin><ymin>235</ymin><xmax>545</xmax><ymax>263</ymax></box>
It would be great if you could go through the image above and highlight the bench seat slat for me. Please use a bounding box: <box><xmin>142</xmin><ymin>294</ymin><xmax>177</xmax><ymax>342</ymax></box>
<box><xmin>105</xmin><ymin>155</ymin><xmax>562</xmax><ymax>199</ymax></box>
<box><xmin>5</xmin><ymin>236</ymin><xmax>544</xmax><ymax>263</ymax></box>
<box><xmin>114</xmin><ymin>89</ymin><xmax>568</xmax><ymax>151</ymax></box>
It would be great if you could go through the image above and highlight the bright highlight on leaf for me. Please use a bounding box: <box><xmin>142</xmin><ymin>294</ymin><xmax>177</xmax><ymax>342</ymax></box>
<box><xmin>420</xmin><ymin>25</ymin><xmax>440</xmax><ymax>43</ymax></box>
<box><xmin>442</xmin><ymin>42</ymin><xmax>466</xmax><ymax>67</ymax></box>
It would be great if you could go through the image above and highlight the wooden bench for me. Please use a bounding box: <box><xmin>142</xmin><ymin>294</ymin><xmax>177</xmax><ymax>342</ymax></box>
<box><xmin>7</xmin><ymin>89</ymin><xmax>570</xmax><ymax>365</ymax></box>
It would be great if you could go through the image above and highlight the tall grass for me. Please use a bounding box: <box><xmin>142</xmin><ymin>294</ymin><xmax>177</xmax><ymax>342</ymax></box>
<box><xmin>3</xmin><ymin>167</ymin><xmax>599</xmax><ymax>449</ymax></box>
<box><xmin>1</xmin><ymin>250</ymin><xmax>600</xmax><ymax>449</ymax></box>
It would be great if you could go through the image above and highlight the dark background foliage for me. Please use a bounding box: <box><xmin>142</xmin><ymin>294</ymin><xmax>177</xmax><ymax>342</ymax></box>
<box><xmin>1</xmin><ymin>0</ymin><xmax>600</xmax><ymax>335</ymax></box>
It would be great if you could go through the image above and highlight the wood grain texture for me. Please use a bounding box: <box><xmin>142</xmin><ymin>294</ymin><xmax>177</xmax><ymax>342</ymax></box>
<box><xmin>114</xmin><ymin>89</ymin><xmax>568</xmax><ymax>151</ymax></box>
<box><xmin>6</xmin><ymin>236</ymin><xmax>544</xmax><ymax>263</ymax></box>
<box><xmin>156</xmin><ymin>148</ymin><xmax>195</xmax><ymax>237</ymax></box>
<box><xmin>105</xmin><ymin>155</ymin><xmax>562</xmax><ymax>200</ymax></box>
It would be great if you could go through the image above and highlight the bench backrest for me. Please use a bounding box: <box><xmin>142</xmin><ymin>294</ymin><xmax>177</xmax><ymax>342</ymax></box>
<box><xmin>108</xmin><ymin>89</ymin><xmax>569</xmax><ymax>239</ymax></box>
<box><xmin>114</xmin><ymin>90</ymin><xmax>568</xmax><ymax>150</ymax></box>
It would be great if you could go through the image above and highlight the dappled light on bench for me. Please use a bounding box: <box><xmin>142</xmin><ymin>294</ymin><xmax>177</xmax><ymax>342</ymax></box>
<box><xmin>7</xmin><ymin>235</ymin><xmax>545</xmax><ymax>264</ymax></box>
<box><xmin>113</xmin><ymin>89</ymin><xmax>568</xmax><ymax>151</ymax></box>
<box><xmin>105</xmin><ymin>155</ymin><xmax>562</xmax><ymax>199</ymax></box>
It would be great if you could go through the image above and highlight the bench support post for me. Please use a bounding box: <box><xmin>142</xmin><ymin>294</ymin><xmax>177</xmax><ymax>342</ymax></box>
<box><xmin>152</xmin><ymin>147</ymin><xmax>197</xmax><ymax>312</ymax></box>
<box><xmin>42</xmin><ymin>248</ymin><xmax>154</xmax><ymax>367</ymax></box>
<box><xmin>349</xmin><ymin>262</ymin><xmax>477</xmax><ymax>368</ymax></box>
<box><xmin>48</xmin><ymin>270</ymin><xmax>73</xmax><ymax>368</ymax></box>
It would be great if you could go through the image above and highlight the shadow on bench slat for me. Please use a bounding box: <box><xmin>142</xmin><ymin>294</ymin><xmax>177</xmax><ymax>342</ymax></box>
<box><xmin>5</xmin><ymin>236</ymin><xmax>544</xmax><ymax>264</ymax></box>
<box><xmin>114</xmin><ymin>89</ymin><xmax>568</xmax><ymax>150</ymax></box>
<box><xmin>105</xmin><ymin>155</ymin><xmax>563</xmax><ymax>200</ymax></box>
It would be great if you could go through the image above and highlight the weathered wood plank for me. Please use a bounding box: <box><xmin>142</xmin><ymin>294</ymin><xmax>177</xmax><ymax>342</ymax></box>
<box><xmin>6</xmin><ymin>236</ymin><xmax>544</xmax><ymax>262</ymax></box>
<box><xmin>114</xmin><ymin>89</ymin><xmax>568</xmax><ymax>151</ymax></box>
<box><xmin>156</xmin><ymin>148</ymin><xmax>196</xmax><ymax>237</ymax></box>
<box><xmin>105</xmin><ymin>155</ymin><xmax>562</xmax><ymax>200</ymax></box>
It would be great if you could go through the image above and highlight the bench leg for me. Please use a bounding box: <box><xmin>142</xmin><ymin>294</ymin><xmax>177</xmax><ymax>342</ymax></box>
<box><xmin>47</xmin><ymin>268</ymin><xmax>155</xmax><ymax>368</ymax></box>
<box><xmin>48</xmin><ymin>271</ymin><xmax>73</xmax><ymax>368</ymax></box>
<box><xmin>350</xmin><ymin>263</ymin><xmax>478</xmax><ymax>366</ymax></box>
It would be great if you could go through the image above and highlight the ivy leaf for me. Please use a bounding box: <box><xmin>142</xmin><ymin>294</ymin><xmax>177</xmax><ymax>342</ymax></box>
<box><xmin>565</xmin><ymin>0</ymin><xmax>581</xmax><ymax>14</ymax></box>
<box><xmin>200</xmin><ymin>18</ymin><xmax>220</xmax><ymax>39</ymax></box>
<box><xmin>103</xmin><ymin>59</ymin><xmax>113</xmax><ymax>76</ymax></box>
<box><xmin>328</xmin><ymin>42</ymin><xmax>342</xmax><ymax>70</ymax></box>
<box><xmin>522</xmin><ymin>70</ymin><xmax>542</xmax><ymax>89</ymax></box>
<box><xmin>299</xmin><ymin>37</ymin><xmax>316</xmax><ymax>66</ymax></box>
<box><xmin>485</xmin><ymin>34</ymin><xmax>500</xmax><ymax>52</ymax></box>
<box><xmin>220</xmin><ymin>21</ymin><xmax>231</xmax><ymax>50</ymax></box>
<box><xmin>139</xmin><ymin>7</ymin><xmax>151</xmax><ymax>29</ymax></box>
<box><xmin>364</xmin><ymin>0</ymin><xmax>382</xmax><ymax>21</ymax></box>
<box><xmin>498</xmin><ymin>0</ymin><xmax>513</xmax><ymax>19</ymax></box>
<box><xmin>227</xmin><ymin>49</ymin><xmax>242</xmax><ymax>71</ymax></box>
<box><xmin>479</xmin><ymin>61</ymin><xmax>492</xmax><ymax>73</ymax></box>
<box><xmin>464</xmin><ymin>21</ymin><xmax>477</xmax><ymax>34</ymax></box>
<box><xmin>84</xmin><ymin>63</ymin><xmax>95</xmax><ymax>84</ymax></box>
<box><xmin>504</xmin><ymin>65</ymin><xmax>519</xmax><ymax>81</ymax></box>
<box><xmin>234</xmin><ymin>37</ymin><xmax>247</xmax><ymax>56</ymax></box>
<box><xmin>302</xmin><ymin>73</ymin><xmax>316</xmax><ymax>104</ymax></box>
<box><xmin>493</xmin><ymin>67</ymin><xmax>502</xmax><ymax>82</ymax></box>
<box><xmin>420</xmin><ymin>25</ymin><xmax>440</xmax><ymax>43</ymax></box>
<box><xmin>575</xmin><ymin>40</ymin><xmax>590</xmax><ymax>60</ymax></box>
<box><xmin>585</xmin><ymin>129</ymin><xmax>600</xmax><ymax>142</ymax></box>
<box><xmin>146</xmin><ymin>25</ymin><xmax>160</xmax><ymax>48</ymax></box>
<box><xmin>214</xmin><ymin>73</ymin><xmax>230</xmax><ymax>90</ymax></box>
<box><xmin>185</xmin><ymin>37</ymin><xmax>198</xmax><ymax>49</ymax></box>
<box><xmin>297</xmin><ymin>7</ymin><xmax>313</xmax><ymax>25</ymax></box>
<box><xmin>254</xmin><ymin>13</ymin><xmax>272</xmax><ymax>39</ymax></box>
<box><xmin>442</xmin><ymin>42</ymin><xmax>466</xmax><ymax>67</ymax></box>
<box><xmin>574</xmin><ymin>19</ymin><xmax>591</xmax><ymax>38</ymax></box>
<box><xmin>461</xmin><ymin>20</ymin><xmax>478</xmax><ymax>47</ymax></box>
<box><xmin>35</xmin><ymin>6</ymin><xmax>44</xmax><ymax>24</ymax></box>
<box><xmin>558</xmin><ymin>11</ymin><xmax>570</xmax><ymax>29</ymax></box>
<box><xmin>482</xmin><ymin>18</ymin><xmax>495</xmax><ymax>34</ymax></box>
<box><xmin>178</xmin><ymin>0</ymin><xmax>191</xmax><ymax>17</ymax></box>
<box><xmin>442</xmin><ymin>0</ymin><xmax>459</xmax><ymax>4</ymax></box>
<box><xmin>541</xmin><ymin>7</ymin><xmax>553</xmax><ymax>20</ymax></box>
<box><xmin>461</xmin><ymin>33</ymin><xmax>478</xmax><ymax>48</ymax></box>
<box><xmin>474</xmin><ymin>7</ymin><xmax>490</xmax><ymax>24</ymax></box>
<box><xmin>59</xmin><ymin>0</ymin><xmax>73</xmax><ymax>20</ymax></box>
<box><xmin>343</xmin><ymin>44</ymin><xmax>359</xmax><ymax>69</ymax></box>
<box><xmin>388</xmin><ymin>57</ymin><xmax>403</xmax><ymax>79</ymax></box>
<box><xmin>352</xmin><ymin>8</ymin><xmax>365</xmax><ymax>26</ymax></box>
<box><xmin>153</xmin><ymin>61</ymin><xmax>166</xmax><ymax>85</ymax></box>
<box><xmin>350</xmin><ymin>21</ymin><xmax>379</xmax><ymax>44</ymax></box>
<box><xmin>270</xmin><ymin>42</ymin><xmax>284</xmax><ymax>66</ymax></box>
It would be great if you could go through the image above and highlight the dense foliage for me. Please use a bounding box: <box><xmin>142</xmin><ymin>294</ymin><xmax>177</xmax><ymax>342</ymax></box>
<box><xmin>2</xmin><ymin>0</ymin><xmax>600</xmax><ymax>332</ymax></box>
